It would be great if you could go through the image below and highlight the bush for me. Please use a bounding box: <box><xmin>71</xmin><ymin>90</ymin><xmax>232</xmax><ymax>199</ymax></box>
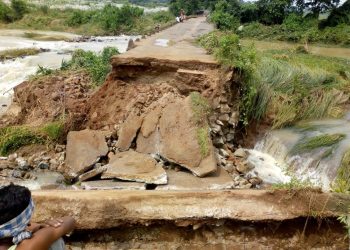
<box><xmin>240</xmin><ymin>2</ymin><xmax>259</xmax><ymax>23</ymax></box>
<box><xmin>152</xmin><ymin>11</ymin><xmax>174</xmax><ymax>23</ymax></box>
<box><xmin>11</xmin><ymin>0</ymin><xmax>28</xmax><ymax>20</ymax></box>
<box><xmin>211</xmin><ymin>0</ymin><xmax>240</xmax><ymax>30</ymax></box>
<box><xmin>0</xmin><ymin>0</ymin><xmax>13</xmax><ymax>22</ymax></box>
<box><xmin>61</xmin><ymin>47</ymin><xmax>119</xmax><ymax>85</ymax></box>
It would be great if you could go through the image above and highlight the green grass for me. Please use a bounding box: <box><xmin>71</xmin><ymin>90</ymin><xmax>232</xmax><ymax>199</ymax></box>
<box><xmin>196</xmin><ymin>127</ymin><xmax>210</xmax><ymax>157</ymax></box>
<box><xmin>0</xmin><ymin>121</ymin><xmax>65</xmax><ymax>156</ymax></box>
<box><xmin>199</xmin><ymin>31</ymin><xmax>350</xmax><ymax>128</ymax></box>
<box><xmin>239</xmin><ymin>21</ymin><xmax>350</xmax><ymax>47</ymax></box>
<box><xmin>333</xmin><ymin>149</ymin><xmax>350</xmax><ymax>193</ymax></box>
<box><xmin>290</xmin><ymin>134</ymin><xmax>346</xmax><ymax>155</ymax></box>
<box><xmin>0</xmin><ymin>48</ymin><xmax>40</xmax><ymax>60</ymax></box>
<box><xmin>190</xmin><ymin>92</ymin><xmax>211</xmax><ymax>157</ymax></box>
<box><xmin>0</xmin><ymin>5</ymin><xmax>175</xmax><ymax>36</ymax></box>
<box><xmin>271</xmin><ymin>177</ymin><xmax>315</xmax><ymax>190</ymax></box>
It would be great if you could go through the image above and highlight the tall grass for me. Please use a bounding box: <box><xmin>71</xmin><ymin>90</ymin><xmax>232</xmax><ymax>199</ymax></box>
<box><xmin>198</xmin><ymin>31</ymin><xmax>350</xmax><ymax>128</ymax></box>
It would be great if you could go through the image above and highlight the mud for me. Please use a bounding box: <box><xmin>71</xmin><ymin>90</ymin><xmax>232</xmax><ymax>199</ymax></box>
<box><xmin>66</xmin><ymin>218</ymin><xmax>348</xmax><ymax>249</ymax></box>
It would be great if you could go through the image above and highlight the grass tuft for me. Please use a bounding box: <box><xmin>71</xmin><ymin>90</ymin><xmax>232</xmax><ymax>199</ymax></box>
<box><xmin>0</xmin><ymin>48</ymin><xmax>40</xmax><ymax>61</ymax></box>
<box><xmin>333</xmin><ymin>149</ymin><xmax>350</xmax><ymax>193</ymax></box>
<box><xmin>291</xmin><ymin>133</ymin><xmax>346</xmax><ymax>155</ymax></box>
<box><xmin>196</xmin><ymin>127</ymin><xmax>210</xmax><ymax>157</ymax></box>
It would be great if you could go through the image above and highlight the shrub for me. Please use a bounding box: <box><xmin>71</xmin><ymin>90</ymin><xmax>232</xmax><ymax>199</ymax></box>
<box><xmin>291</xmin><ymin>134</ymin><xmax>346</xmax><ymax>154</ymax></box>
<box><xmin>0</xmin><ymin>0</ymin><xmax>13</xmax><ymax>22</ymax></box>
<box><xmin>61</xmin><ymin>47</ymin><xmax>119</xmax><ymax>85</ymax></box>
<box><xmin>11</xmin><ymin>0</ymin><xmax>28</xmax><ymax>20</ymax></box>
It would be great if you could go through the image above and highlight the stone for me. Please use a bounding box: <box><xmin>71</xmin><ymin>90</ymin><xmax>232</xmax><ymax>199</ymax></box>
<box><xmin>38</xmin><ymin>162</ymin><xmax>50</xmax><ymax>170</ymax></box>
<box><xmin>136</xmin><ymin>128</ymin><xmax>159</xmax><ymax>154</ymax></box>
<box><xmin>8</xmin><ymin>153</ymin><xmax>17</xmax><ymax>162</ymax></box>
<box><xmin>219</xmin><ymin>114</ymin><xmax>230</xmax><ymax>122</ymax></box>
<box><xmin>249</xmin><ymin>177</ymin><xmax>263</xmax><ymax>186</ymax></box>
<box><xmin>216</xmin><ymin>120</ymin><xmax>224</xmax><ymax>126</ymax></box>
<box><xmin>236</xmin><ymin>161</ymin><xmax>254</xmax><ymax>174</ymax></box>
<box><xmin>65</xmin><ymin>129</ymin><xmax>109</xmax><ymax>178</ymax></box>
<box><xmin>55</xmin><ymin>144</ymin><xmax>65</xmax><ymax>153</ymax></box>
<box><xmin>140</xmin><ymin>106</ymin><xmax>162</xmax><ymax>137</ymax></box>
<box><xmin>228</xmin><ymin>112</ymin><xmax>239</xmax><ymax>126</ymax></box>
<box><xmin>78</xmin><ymin>165</ymin><xmax>107</xmax><ymax>182</ymax></box>
<box><xmin>116</xmin><ymin>114</ymin><xmax>143</xmax><ymax>151</ymax></box>
<box><xmin>156</xmin><ymin>168</ymin><xmax>234</xmax><ymax>191</ymax></box>
<box><xmin>126</xmin><ymin>39</ymin><xmax>136</xmax><ymax>51</ymax></box>
<box><xmin>82</xmin><ymin>180</ymin><xmax>146</xmax><ymax>190</ymax></box>
<box><xmin>226</xmin><ymin>133</ymin><xmax>235</xmax><ymax>142</ymax></box>
<box><xmin>223</xmin><ymin>163</ymin><xmax>234</xmax><ymax>173</ymax></box>
<box><xmin>211</xmin><ymin>124</ymin><xmax>221</xmax><ymax>134</ymax></box>
<box><xmin>234</xmin><ymin>148</ymin><xmax>247</xmax><ymax>158</ymax></box>
<box><xmin>213</xmin><ymin>137</ymin><xmax>224</xmax><ymax>147</ymax></box>
<box><xmin>102</xmin><ymin>151</ymin><xmax>167</xmax><ymax>185</ymax></box>
<box><xmin>158</xmin><ymin>97</ymin><xmax>217</xmax><ymax>177</ymax></box>
<box><xmin>219</xmin><ymin>149</ymin><xmax>229</xmax><ymax>158</ymax></box>
<box><xmin>220</xmin><ymin>104</ymin><xmax>231</xmax><ymax>114</ymax></box>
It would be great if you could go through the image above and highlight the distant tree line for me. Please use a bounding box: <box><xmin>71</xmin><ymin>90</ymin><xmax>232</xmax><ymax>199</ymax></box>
<box><xmin>169</xmin><ymin>0</ymin><xmax>350</xmax><ymax>28</ymax></box>
<box><xmin>0</xmin><ymin>0</ymin><xmax>28</xmax><ymax>22</ymax></box>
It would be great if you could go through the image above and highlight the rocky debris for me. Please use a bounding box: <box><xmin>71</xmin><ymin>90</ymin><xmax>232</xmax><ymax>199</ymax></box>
<box><xmin>78</xmin><ymin>164</ymin><xmax>107</xmax><ymax>182</ymax></box>
<box><xmin>156</xmin><ymin>167</ymin><xmax>233</xmax><ymax>190</ymax></box>
<box><xmin>1</xmin><ymin>71</ymin><xmax>91</xmax><ymax>127</ymax></box>
<box><xmin>234</xmin><ymin>148</ymin><xmax>247</xmax><ymax>158</ymax></box>
<box><xmin>102</xmin><ymin>151</ymin><xmax>167</xmax><ymax>185</ymax></box>
<box><xmin>81</xmin><ymin>180</ymin><xmax>146</xmax><ymax>190</ymax></box>
<box><xmin>65</xmin><ymin>130</ymin><xmax>109</xmax><ymax>178</ymax></box>
<box><xmin>116</xmin><ymin>114</ymin><xmax>143</xmax><ymax>151</ymax></box>
<box><xmin>126</xmin><ymin>39</ymin><xmax>136</xmax><ymax>51</ymax></box>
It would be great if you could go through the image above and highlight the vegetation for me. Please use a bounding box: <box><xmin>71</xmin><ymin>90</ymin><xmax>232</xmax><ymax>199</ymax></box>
<box><xmin>60</xmin><ymin>47</ymin><xmax>119</xmax><ymax>85</ymax></box>
<box><xmin>0</xmin><ymin>48</ymin><xmax>40</xmax><ymax>61</ymax></box>
<box><xmin>0</xmin><ymin>121</ymin><xmax>64</xmax><ymax>156</ymax></box>
<box><xmin>271</xmin><ymin>177</ymin><xmax>315</xmax><ymax>190</ymax></box>
<box><xmin>0</xmin><ymin>1</ymin><xmax>174</xmax><ymax>36</ymax></box>
<box><xmin>198</xmin><ymin>31</ymin><xmax>350</xmax><ymax>128</ymax></box>
<box><xmin>190</xmin><ymin>92</ymin><xmax>211</xmax><ymax>157</ymax></box>
<box><xmin>333</xmin><ymin>149</ymin><xmax>350</xmax><ymax>193</ymax></box>
<box><xmin>291</xmin><ymin>134</ymin><xmax>346</xmax><ymax>154</ymax></box>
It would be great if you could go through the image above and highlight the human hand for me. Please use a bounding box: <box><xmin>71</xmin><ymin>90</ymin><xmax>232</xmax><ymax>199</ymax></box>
<box><xmin>42</xmin><ymin>218</ymin><xmax>64</xmax><ymax>228</ymax></box>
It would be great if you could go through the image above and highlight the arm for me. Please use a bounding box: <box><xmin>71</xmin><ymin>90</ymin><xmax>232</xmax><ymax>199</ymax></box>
<box><xmin>17</xmin><ymin>216</ymin><xmax>75</xmax><ymax>250</ymax></box>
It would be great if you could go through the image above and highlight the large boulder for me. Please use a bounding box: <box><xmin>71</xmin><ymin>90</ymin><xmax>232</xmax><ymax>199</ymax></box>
<box><xmin>158</xmin><ymin>96</ymin><xmax>217</xmax><ymax>177</ymax></box>
<box><xmin>102</xmin><ymin>150</ymin><xmax>167</xmax><ymax>185</ymax></box>
<box><xmin>64</xmin><ymin>130</ymin><xmax>109</xmax><ymax>178</ymax></box>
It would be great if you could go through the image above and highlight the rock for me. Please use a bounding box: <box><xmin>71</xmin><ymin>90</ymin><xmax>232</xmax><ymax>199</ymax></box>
<box><xmin>223</xmin><ymin>163</ymin><xmax>234</xmax><ymax>173</ymax></box>
<box><xmin>102</xmin><ymin>151</ymin><xmax>167</xmax><ymax>185</ymax></box>
<box><xmin>55</xmin><ymin>144</ymin><xmax>65</xmax><ymax>153</ymax></box>
<box><xmin>126</xmin><ymin>39</ymin><xmax>136</xmax><ymax>51</ymax></box>
<box><xmin>249</xmin><ymin>177</ymin><xmax>263</xmax><ymax>186</ymax></box>
<box><xmin>226</xmin><ymin>133</ymin><xmax>235</xmax><ymax>142</ymax></box>
<box><xmin>136</xmin><ymin>129</ymin><xmax>159</xmax><ymax>154</ymax></box>
<box><xmin>81</xmin><ymin>180</ymin><xmax>146</xmax><ymax>190</ymax></box>
<box><xmin>219</xmin><ymin>149</ymin><xmax>229</xmax><ymax>158</ymax></box>
<box><xmin>38</xmin><ymin>162</ymin><xmax>50</xmax><ymax>170</ymax></box>
<box><xmin>78</xmin><ymin>165</ymin><xmax>107</xmax><ymax>182</ymax></box>
<box><xmin>16</xmin><ymin>158</ymin><xmax>30</xmax><ymax>170</ymax></box>
<box><xmin>8</xmin><ymin>153</ymin><xmax>17</xmax><ymax>162</ymax></box>
<box><xmin>156</xmin><ymin>168</ymin><xmax>233</xmax><ymax>191</ymax></box>
<box><xmin>158</xmin><ymin>97</ymin><xmax>217</xmax><ymax>177</ymax></box>
<box><xmin>65</xmin><ymin>129</ymin><xmax>109</xmax><ymax>178</ymax></box>
<box><xmin>140</xmin><ymin>106</ymin><xmax>162</xmax><ymax>137</ymax></box>
<box><xmin>219</xmin><ymin>114</ymin><xmax>230</xmax><ymax>122</ymax></box>
<box><xmin>228</xmin><ymin>112</ymin><xmax>239</xmax><ymax>126</ymax></box>
<box><xmin>213</xmin><ymin>137</ymin><xmax>224</xmax><ymax>147</ymax></box>
<box><xmin>236</xmin><ymin>161</ymin><xmax>254</xmax><ymax>174</ymax></box>
<box><xmin>216</xmin><ymin>120</ymin><xmax>224</xmax><ymax>126</ymax></box>
<box><xmin>116</xmin><ymin>114</ymin><xmax>143</xmax><ymax>151</ymax></box>
<box><xmin>220</xmin><ymin>104</ymin><xmax>231</xmax><ymax>114</ymax></box>
<box><xmin>234</xmin><ymin>148</ymin><xmax>247</xmax><ymax>158</ymax></box>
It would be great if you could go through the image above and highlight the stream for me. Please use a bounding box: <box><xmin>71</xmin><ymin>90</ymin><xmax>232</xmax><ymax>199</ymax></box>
<box><xmin>0</xmin><ymin>29</ymin><xmax>139</xmax><ymax>115</ymax></box>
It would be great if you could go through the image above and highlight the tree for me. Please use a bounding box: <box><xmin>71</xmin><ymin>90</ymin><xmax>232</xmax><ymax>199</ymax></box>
<box><xmin>320</xmin><ymin>0</ymin><xmax>350</xmax><ymax>27</ymax></box>
<box><xmin>305</xmin><ymin>0</ymin><xmax>341</xmax><ymax>16</ymax></box>
<box><xmin>169</xmin><ymin>0</ymin><xmax>202</xmax><ymax>16</ymax></box>
<box><xmin>0</xmin><ymin>0</ymin><xmax>12</xmax><ymax>22</ymax></box>
<box><xmin>240</xmin><ymin>2</ymin><xmax>259</xmax><ymax>23</ymax></box>
<box><xmin>257</xmin><ymin>0</ymin><xmax>292</xmax><ymax>25</ymax></box>
<box><xmin>210</xmin><ymin>0</ymin><xmax>240</xmax><ymax>30</ymax></box>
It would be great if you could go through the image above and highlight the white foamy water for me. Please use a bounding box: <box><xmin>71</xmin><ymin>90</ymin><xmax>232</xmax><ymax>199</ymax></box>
<box><xmin>0</xmin><ymin>31</ymin><xmax>139</xmax><ymax>114</ymax></box>
<box><xmin>253</xmin><ymin>116</ymin><xmax>350</xmax><ymax>191</ymax></box>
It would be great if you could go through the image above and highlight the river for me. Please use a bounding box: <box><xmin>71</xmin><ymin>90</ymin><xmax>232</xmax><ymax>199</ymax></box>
<box><xmin>0</xmin><ymin>29</ymin><xmax>139</xmax><ymax>115</ymax></box>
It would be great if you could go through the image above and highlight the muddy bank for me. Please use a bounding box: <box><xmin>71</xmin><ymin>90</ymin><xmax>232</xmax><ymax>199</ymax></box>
<box><xmin>66</xmin><ymin>218</ymin><xmax>348</xmax><ymax>249</ymax></box>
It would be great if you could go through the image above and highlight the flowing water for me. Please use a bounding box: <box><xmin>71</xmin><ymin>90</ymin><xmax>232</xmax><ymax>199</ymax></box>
<box><xmin>0</xmin><ymin>29</ymin><xmax>139</xmax><ymax>115</ymax></box>
<box><xmin>250</xmin><ymin>117</ymin><xmax>350</xmax><ymax>190</ymax></box>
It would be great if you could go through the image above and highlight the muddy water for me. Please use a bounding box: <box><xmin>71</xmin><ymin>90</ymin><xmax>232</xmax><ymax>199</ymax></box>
<box><xmin>0</xmin><ymin>29</ymin><xmax>139</xmax><ymax>115</ymax></box>
<box><xmin>242</xmin><ymin>39</ymin><xmax>350</xmax><ymax>59</ymax></box>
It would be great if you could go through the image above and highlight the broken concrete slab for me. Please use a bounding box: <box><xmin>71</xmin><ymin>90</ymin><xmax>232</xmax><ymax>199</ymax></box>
<box><xmin>78</xmin><ymin>165</ymin><xmax>107</xmax><ymax>182</ymax></box>
<box><xmin>156</xmin><ymin>168</ymin><xmax>233</xmax><ymax>191</ymax></box>
<box><xmin>140</xmin><ymin>106</ymin><xmax>162</xmax><ymax>138</ymax></box>
<box><xmin>159</xmin><ymin>96</ymin><xmax>217</xmax><ymax>177</ymax></box>
<box><xmin>101</xmin><ymin>151</ymin><xmax>167</xmax><ymax>184</ymax></box>
<box><xmin>32</xmin><ymin>189</ymin><xmax>350</xmax><ymax>229</ymax></box>
<box><xmin>116</xmin><ymin>114</ymin><xmax>143</xmax><ymax>151</ymax></box>
<box><xmin>65</xmin><ymin>129</ymin><xmax>109</xmax><ymax>178</ymax></box>
<box><xmin>81</xmin><ymin>180</ymin><xmax>145</xmax><ymax>190</ymax></box>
